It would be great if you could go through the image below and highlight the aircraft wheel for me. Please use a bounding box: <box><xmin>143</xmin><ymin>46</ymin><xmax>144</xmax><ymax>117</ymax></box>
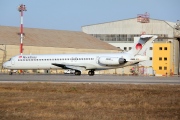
<box><xmin>88</xmin><ymin>70</ymin><xmax>94</xmax><ymax>76</ymax></box>
<box><xmin>78</xmin><ymin>71</ymin><xmax>81</xmax><ymax>75</ymax></box>
<box><xmin>75</xmin><ymin>71</ymin><xmax>81</xmax><ymax>76</ymax></box>
<box><xmin>9</xmin><ymin>71</ymin><xmax>13</xmax><ymax>75</ymax></box>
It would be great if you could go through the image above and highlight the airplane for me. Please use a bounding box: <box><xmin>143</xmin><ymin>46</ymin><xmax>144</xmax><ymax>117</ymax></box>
<box><xmin>3</xmin><ymin>35</ymin><xmax>157</xmax><ymax>76</ymax></box>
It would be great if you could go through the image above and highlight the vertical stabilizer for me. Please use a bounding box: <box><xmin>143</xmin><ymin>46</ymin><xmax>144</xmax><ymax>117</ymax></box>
<box><xmin>127</xmin><ymin>35</ymin><xmax>157</xmax><ymax>56</ymax></box>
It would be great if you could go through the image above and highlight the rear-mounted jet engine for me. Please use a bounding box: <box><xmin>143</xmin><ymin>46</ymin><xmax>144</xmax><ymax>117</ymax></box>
<box><xmin>98</xmin><ymin>57</ymin><xmax>126</xmax><ymax>65</ymax></box>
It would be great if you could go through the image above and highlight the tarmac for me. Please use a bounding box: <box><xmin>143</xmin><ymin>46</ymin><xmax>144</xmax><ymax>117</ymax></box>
<box><xmin>0</xmin><ymin>73</ymin><xmax>179</xmax><ymax>84</ymax></box>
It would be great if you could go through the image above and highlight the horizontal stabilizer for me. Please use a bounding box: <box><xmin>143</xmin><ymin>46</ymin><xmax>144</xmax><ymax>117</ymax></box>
<box><xmin>140</xmin><ymin>35</ymin><xmax>154</xmax><ymax>38</ymax></box>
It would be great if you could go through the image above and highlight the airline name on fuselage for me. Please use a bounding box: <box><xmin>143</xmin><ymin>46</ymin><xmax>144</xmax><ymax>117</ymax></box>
<box><xmin>19</xmin><ymin>56</ymin><xmax>37</xmax><ymax>59</ymax></box>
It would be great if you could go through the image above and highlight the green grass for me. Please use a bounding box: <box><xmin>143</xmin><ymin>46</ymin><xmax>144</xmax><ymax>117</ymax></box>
<box><xmin>0</xmin><ymin>83</ymin><xmax>179</xmax><ymax>120</ymax></box>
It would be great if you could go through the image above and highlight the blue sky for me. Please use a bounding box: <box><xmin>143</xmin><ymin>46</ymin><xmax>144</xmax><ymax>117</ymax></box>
<box><xmin>0</xmin><ymin>0</ymin><xmax>179</xmax><ymax>31</ymax></box>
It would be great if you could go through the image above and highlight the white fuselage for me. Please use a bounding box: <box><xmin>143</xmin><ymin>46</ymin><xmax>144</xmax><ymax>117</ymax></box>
<box><xmin>3</xmin><ymin>52</ymin><xmax>146</xmax><ymax>71</ymax></box>
<box><xmin>3</xmin><ymin>35</ymin><xmax>157</xmax><ymax>76</ymax></box>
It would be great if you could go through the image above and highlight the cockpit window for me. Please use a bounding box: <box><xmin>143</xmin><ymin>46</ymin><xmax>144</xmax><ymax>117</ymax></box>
<box><xmin>8</xmin><ymin>58</ymin><xmax>11</xmax><ymax>61</ymax></box>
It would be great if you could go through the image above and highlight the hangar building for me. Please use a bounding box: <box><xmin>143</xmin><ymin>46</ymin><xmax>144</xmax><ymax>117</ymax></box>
<box><xmin>0</xmin><ymin>26</ymin><xmax>119</xmax><ymax>73</ymax></box>
<box><xmin>82</xmin><ymin>17</ymin><xmax>180</xmax><ymax>75</ymax></box>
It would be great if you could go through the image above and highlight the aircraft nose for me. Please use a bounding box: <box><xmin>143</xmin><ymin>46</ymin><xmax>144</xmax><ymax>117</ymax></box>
<box><xmin>3</xmin><ymin>62</ymin><xmax>8</xmax><ymax>69</ymax></box>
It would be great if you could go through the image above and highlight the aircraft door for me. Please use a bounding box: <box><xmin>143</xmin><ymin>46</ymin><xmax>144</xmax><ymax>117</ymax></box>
<box><xmin>96</xmin><ymin>56</ymin><xmax>99</xmax><ymax>64</ymax></box>
<box><xmin>71</xmin><ymin>57</ymin><xmax>77</xmax><ymax>62</ymax></box>
<box><xmin>11</xmin><ymin>58</ymin><xmax>15</xmax><ymax>65</ymax></box>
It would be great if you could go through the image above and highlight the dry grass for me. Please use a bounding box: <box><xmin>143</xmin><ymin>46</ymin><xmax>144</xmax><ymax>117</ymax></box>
<box><xmin>0</xmin><ymin>83</ymin><xmax>179</xmax><ymax>120</ymax></box>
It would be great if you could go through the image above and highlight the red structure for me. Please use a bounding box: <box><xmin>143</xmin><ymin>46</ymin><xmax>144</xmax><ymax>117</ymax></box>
<box><xmin>18</xmin><ymin>4</ymin><xmax>27</xmax><ymax>55</ymax></box>
<box><xmin>137</xmin><ymin>12</ymin><xmax>150</xmax><ymax>23</ymax></box>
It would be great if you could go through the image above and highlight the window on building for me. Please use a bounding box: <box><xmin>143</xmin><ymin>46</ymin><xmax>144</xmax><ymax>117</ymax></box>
<box><xmin>159</xmin><ymin>57</ymin><xmax>162</xmax><ymax>60</ymax></box>
<box><xmin>159</xmin><ymin>66</ymin><xmax>162</xmax><ymax>70</ymax></box>
<box><xmin>164</xmin><ymin>57</ymin><xmax>167</xmax><ymax>61</ymax></box>
<box><xmin>164</xmin><ymin>66</ymin><xmax>167</xmax><ymax>70</ymax></box>
<box><xmin>164</xmin><ymin>47</ymin><xmax>167</xmax><ymax>50</ymax></box>
<box><xmin>149</xmin><ymin>47</ymin><xmax>153</xmax><ymax>50</ymax></box>
<box><xmin>159</xmin><ymin>47</ymin><xmax>162</xmax><ymax>50</ymax></box>
<box><xmin>149</xmin><ymin>57</ymin><xmax>152</xmax><ymax>60</ymax></box>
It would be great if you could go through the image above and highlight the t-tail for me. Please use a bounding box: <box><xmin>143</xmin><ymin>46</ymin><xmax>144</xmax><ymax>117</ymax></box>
<box><xmin>127</xmin><ymin>35</ymin><xmax>158</xmax><ymax>56</ymax></box>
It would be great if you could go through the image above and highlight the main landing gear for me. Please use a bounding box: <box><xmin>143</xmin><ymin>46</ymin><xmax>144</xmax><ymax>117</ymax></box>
<box><xmin>74</xmin><ymin>70</ymin><xmax>81</xmax><ymax>76</ymax></box>
<box><xmin>88</xmin><ymin>70</ymin><xmax>95</xmax><ymax>76</ymax></box>
<box><xmin>74</xmin><ymin>70</ymin><xmax>95</xmax><ymax>76</ymax></box>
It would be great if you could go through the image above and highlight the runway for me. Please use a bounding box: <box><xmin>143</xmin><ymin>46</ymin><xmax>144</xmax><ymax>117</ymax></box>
<box><xmin>0</xmin><ymin>74</ymin><xmax>180</xmax><ymax>84</ymax></box>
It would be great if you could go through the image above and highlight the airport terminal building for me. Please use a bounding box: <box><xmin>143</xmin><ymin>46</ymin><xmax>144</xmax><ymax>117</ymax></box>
<box><xmin>82</xmin><ymin>17</ymin><xmax>180</xmax><ymax>75</ymax></box>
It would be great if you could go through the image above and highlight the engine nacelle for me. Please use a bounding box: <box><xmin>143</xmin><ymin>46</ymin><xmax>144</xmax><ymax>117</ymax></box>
<box><xmin>98</xmin><ymin>57</ymin><xmax>126</xmax><ymax>65</ymax></box>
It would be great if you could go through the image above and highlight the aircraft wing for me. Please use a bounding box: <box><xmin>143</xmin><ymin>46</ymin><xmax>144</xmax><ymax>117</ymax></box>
<box><xmin>52</xmin><ymin>63</ymin><xmax>86</xmax><ymax>71</ymax></box>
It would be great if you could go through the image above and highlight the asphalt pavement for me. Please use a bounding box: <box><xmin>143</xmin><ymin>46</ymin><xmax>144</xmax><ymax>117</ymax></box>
<box><xmin>0</xmin><ymin>74</ymin><xmax>179</xmax><ymax>84</ymax></box>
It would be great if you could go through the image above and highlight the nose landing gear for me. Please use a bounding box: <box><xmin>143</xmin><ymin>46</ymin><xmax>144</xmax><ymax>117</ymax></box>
<box><xmin>9</xmin><ymin>71</ymin><xmax>13</xmax><ymax>75</ymax></box>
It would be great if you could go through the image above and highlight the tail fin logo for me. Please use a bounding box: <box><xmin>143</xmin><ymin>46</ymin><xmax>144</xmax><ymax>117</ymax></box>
<box><xmin>136</xmin><ymin>43</ymin><xmax>142</xmax><ymax>50</ymax></box>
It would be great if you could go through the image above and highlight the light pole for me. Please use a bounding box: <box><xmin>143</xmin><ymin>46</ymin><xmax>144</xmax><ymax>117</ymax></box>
<box><xmin>18</xmin><ymin>4</ymin><xmax>27</xmax><ymax>55</ymax></box>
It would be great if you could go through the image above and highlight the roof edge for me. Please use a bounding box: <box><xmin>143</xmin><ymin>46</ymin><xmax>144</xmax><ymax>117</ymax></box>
<box><xmin>81</xmin><ymin>17</ymin><xmax>175</xmax><ymax>28</ymax></box>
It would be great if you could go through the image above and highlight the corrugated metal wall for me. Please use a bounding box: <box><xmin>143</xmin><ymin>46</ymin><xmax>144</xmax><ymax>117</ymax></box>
<box><xmin>82</xmin><ymin>18</ymin><xmax>174</xmax><ymax>36</ymax></box>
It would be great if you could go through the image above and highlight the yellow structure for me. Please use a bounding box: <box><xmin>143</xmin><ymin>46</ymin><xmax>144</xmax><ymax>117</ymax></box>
<box><xmin>153</xmin><ymin>42</ymin><xmax>173</xmax><ymax>76</ymax></box>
